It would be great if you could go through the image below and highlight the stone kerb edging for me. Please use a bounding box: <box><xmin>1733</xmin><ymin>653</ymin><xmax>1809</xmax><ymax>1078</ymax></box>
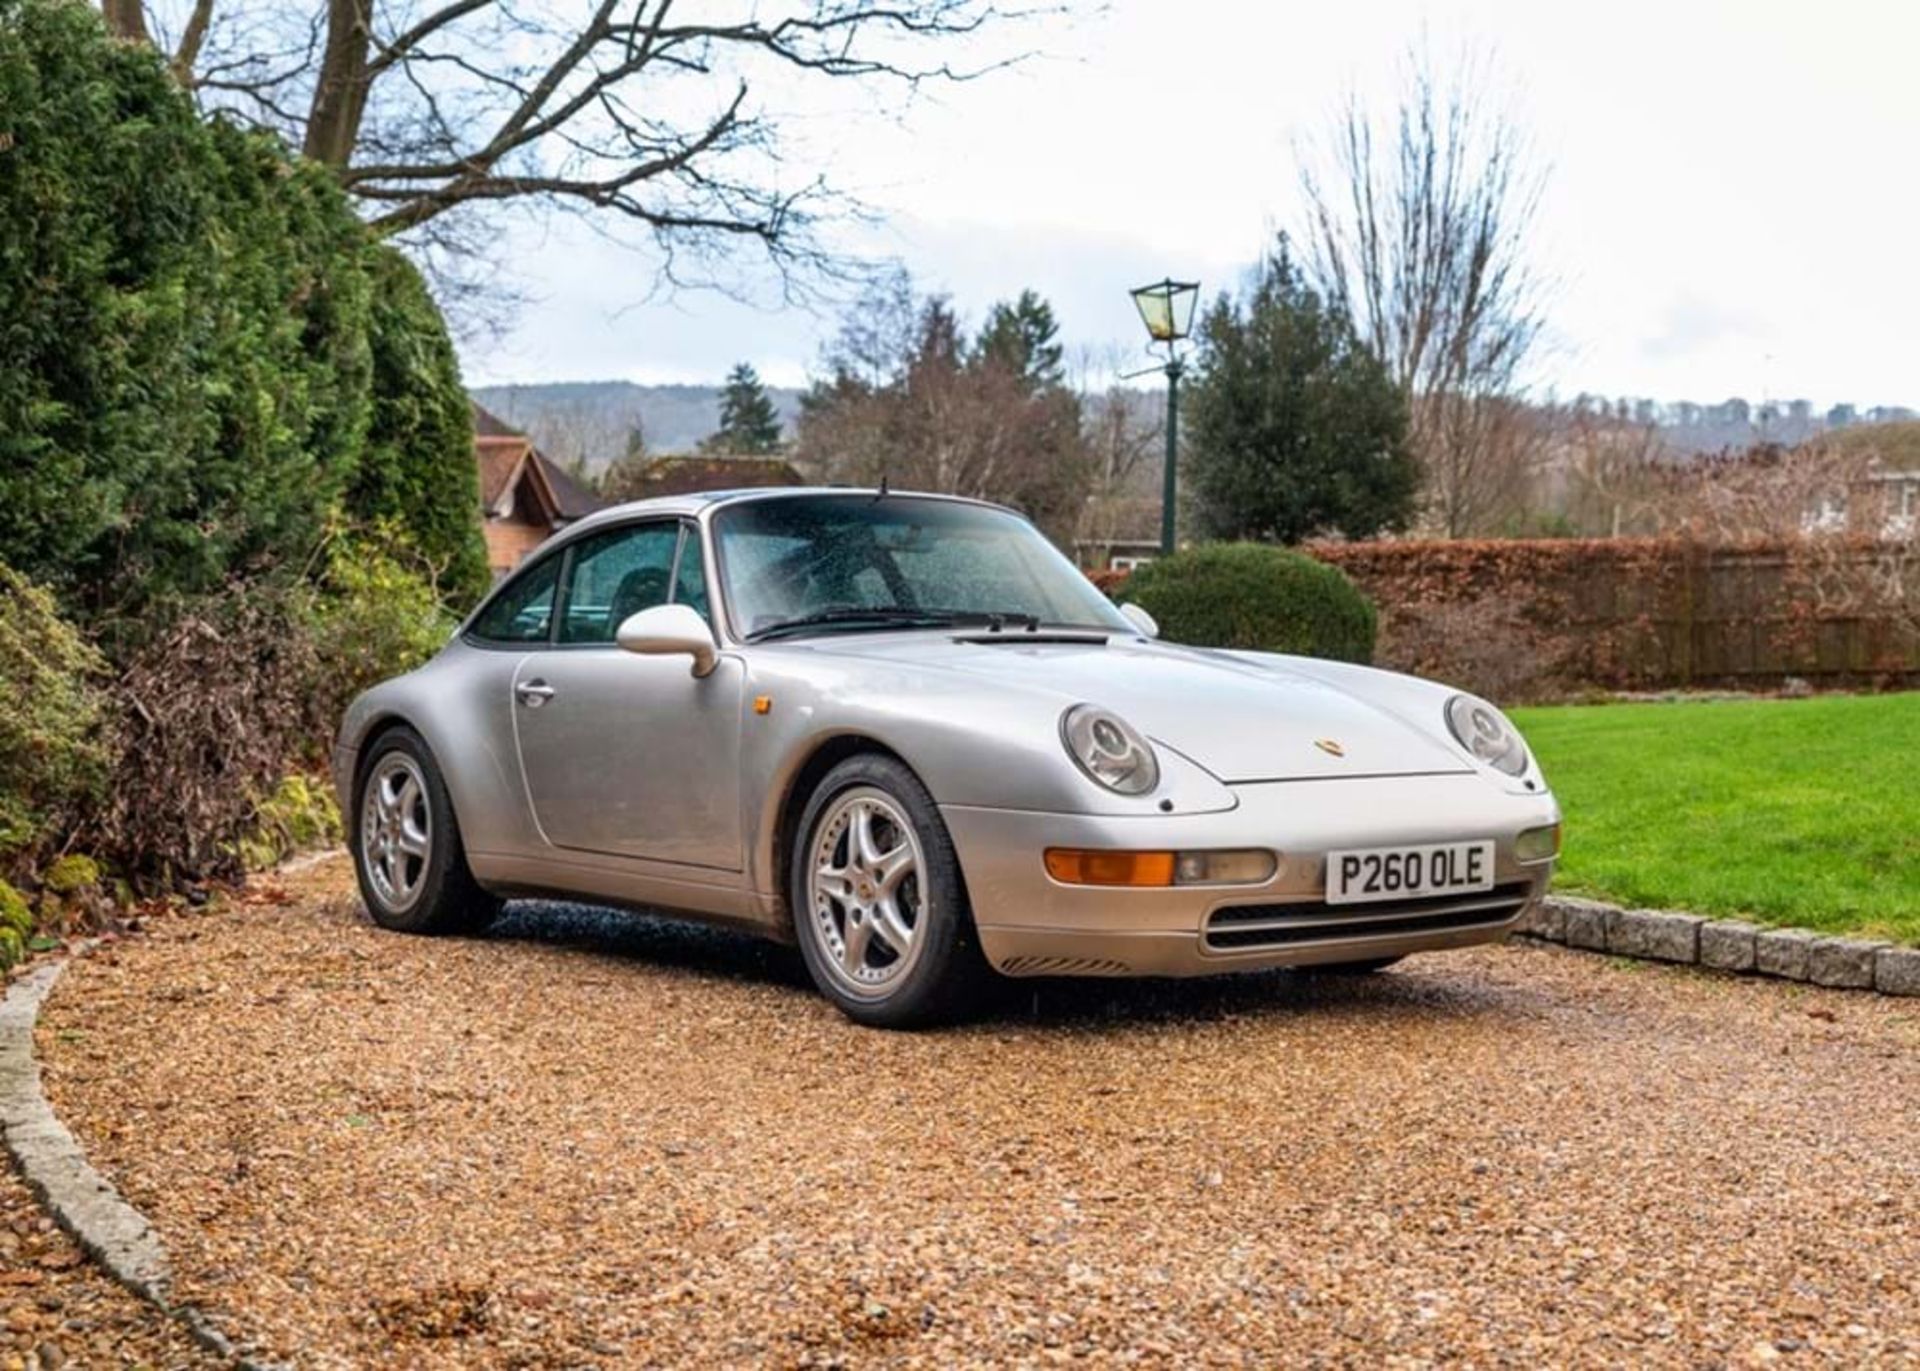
<box><xmin>1518</xmin><ymin>895</ymin><xmax>1920</xmax><ymax>996</ymax></box>
<box><xmin>1</xmin><ymin>950</ymin><xmax>282</xmax><ymax>1369</ymax></box>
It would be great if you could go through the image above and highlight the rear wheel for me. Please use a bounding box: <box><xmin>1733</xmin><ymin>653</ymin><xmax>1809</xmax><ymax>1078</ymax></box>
<box><xmin>352</xmin><ymin>727</ymin><xmax>500</xmax><ymax>935</ymax></box>
<box><xmin>790</xmin><ymin>754</ymin><xmax>987</xmax><ymax>1028</ymax></box>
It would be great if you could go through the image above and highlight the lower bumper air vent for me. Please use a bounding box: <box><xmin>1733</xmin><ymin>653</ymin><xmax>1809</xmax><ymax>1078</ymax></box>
<box><xmin>1205</xmin><ymin>882</ymin><xmax>1533</xmax><ymax>952</ymax></box>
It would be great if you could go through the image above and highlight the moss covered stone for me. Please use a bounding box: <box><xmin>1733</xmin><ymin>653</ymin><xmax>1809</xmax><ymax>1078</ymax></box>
<box><xmin>0</xmin><ymin>880</ymin><xmax>30</xmax><ymax>935</ymax></box>
<box><xmin>42</xmin><ymin>853</ymin><xmax>101</xmax><ymax>895</ymax></box>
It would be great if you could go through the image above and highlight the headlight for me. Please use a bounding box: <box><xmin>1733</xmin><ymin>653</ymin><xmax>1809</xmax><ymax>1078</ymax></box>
<box><xmin>1445</xmin><ymin>694</ymin><xmax>1529</xmax><ymax>776</ymax></box>
<box><xmin>1060</xmin><ymin>704</ymin><xmax>1160</xmax><ymax>795</ymax></box>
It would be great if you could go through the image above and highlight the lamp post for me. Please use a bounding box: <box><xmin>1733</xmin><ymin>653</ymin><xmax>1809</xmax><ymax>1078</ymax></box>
<box><xmin>1128</xmin><ymin>277</ymin><xmax>1200</xmax><ymax>555</ymax></box>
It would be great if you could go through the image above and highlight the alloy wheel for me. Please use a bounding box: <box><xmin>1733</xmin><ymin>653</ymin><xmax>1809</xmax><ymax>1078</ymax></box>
<box><xmin>807</xmin><ymin>786</ymin><xmax>929</xmax><ymax>997</ymax></box>
<box><xmin>361</xmin><ymin>752</ymin><xmax>433</xmax><ymax>914</ymax></box>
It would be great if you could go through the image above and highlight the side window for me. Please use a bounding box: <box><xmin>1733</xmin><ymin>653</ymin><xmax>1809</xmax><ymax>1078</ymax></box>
<box><xmin>670</xmin><ymin>526</ymin><xmax>711</xmax><ymax>623</ymax></box>
<box><xmin>469</xmin><ymin>554</ymin><xmax>561</xmax><ymax>645</ymax></box>
<box><xmin>559</xmin><ymin>522</ymin><xmax>680</xmax><ymax>644</ymax></box>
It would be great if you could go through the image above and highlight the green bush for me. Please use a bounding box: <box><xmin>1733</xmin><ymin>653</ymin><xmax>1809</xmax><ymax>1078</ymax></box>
<box><xmin>0</xmin><ymin>0</ymin><xmax>480</xmax><ymax>631</ymax></box>
<box><xmin>41</xmin><ymin>852</ymin><xmax>100</xmax><ymax>895</ymax></box>
<box><xmin>235</xmin><ymin>772</ymin><xmax>342</xmax><ymax>872</ymax></box>
<box><xmin>305</xmin><ymin>524</ymin><xmax>457</xmax><ymax>720</ymax></box>
<box><xmin>0</xmin><ymin>563</ymin><xmax>114</xmax><ymax>864</ymax></box>
<box><xmin>353</xmin><ymin>249</ymin><xmax>490</xmax><ymax>608</ymax></box>
<box><xmin>1123</xmin><ymin>542</ymin><xmax>1377</xmax><ymax>663</ymax></box>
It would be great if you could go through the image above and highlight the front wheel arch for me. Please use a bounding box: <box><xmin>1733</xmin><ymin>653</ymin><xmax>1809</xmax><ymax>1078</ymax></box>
<box><xmin>771</xmin><ymin>734</ymin><xmax>918</xmax><ymax>934</ymax></box>
<box><xmin>786</xmin><ymin>751</ymin><xmax>990</xmax><ymax>1026</ymax></box>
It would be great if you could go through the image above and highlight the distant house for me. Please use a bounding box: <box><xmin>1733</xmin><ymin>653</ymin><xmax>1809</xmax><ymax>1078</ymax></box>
<box><xmin>472</xmin><ymin>402</ymin><xmax>603</xmax><ymax>577</ymax></box>
<box><xmin>615</xmin><ymin>454</ymin><xmax>806</xmax><ymax>500</ymax></box>
<box><xmin>1801</xmin><ymin>468</ymin><xmax>1920</xmax><ymax>539</ymax></box>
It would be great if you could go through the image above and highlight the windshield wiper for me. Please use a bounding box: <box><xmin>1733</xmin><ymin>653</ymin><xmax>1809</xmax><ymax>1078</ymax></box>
<box><xmin>745</xmin><ymin>607</ymin><xmax>1050</xmax><ymax>642</ymax></box>
<box><xmin>745</xmin><ymin>607</ymin><xmax>959</xmax><ymax>642</ymax></box>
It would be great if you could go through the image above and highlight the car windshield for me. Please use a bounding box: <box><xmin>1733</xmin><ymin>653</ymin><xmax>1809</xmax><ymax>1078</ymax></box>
<box><xmin>713</xmin><ymin>494</ymin><xmax>1132</xmax><ymax>640</ymax></box>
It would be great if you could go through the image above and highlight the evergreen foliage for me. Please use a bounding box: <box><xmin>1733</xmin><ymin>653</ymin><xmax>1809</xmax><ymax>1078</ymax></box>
<box><xmin>352</xmin><ymin>248</ymin><xmax>490</xmax><ymax>606</ymax></box>
<box><xmin>975</xmin><ymin>289</ymin><xmax>1065</xmax><ymax>390</ymax></box>
<box><xmin>0</xmin><ymin>0</ymin><xmax>485</xmax><ymax>626</ymax></box>
<box><xmin>705</xmin><ymin>362</ymin><xmax>784</xmax><ymax>454</ymax></box>
<box><xmin>1183</xmin><ymin>239</ymin><xmax>1419</xmax><ymax>544</ymax></box>
<box><xmin>0</xmin><ymin>562</ymin><xmax>113</xmax><ymax>863</ymax></box>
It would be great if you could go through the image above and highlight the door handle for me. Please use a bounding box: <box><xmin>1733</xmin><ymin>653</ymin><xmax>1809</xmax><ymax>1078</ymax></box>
<box><xmin>515</xmin><ymin>679</ymin><xmax>556</xmax><ymax>708</ymax></box>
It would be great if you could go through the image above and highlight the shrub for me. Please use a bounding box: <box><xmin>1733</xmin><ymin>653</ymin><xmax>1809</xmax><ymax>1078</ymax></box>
<box><xmin>304</xmin><ymin>525</ymin><xmax>456</xmax><ymax>725</ymax></box>
<box><xmin>94</xmin><ymin>585</ymin><xmax>322</xmax><ymax>886</ymax></box>
<box><xmin>0</xmin><ymin>563</ymin><xmax>114</xmax><ymax>865</ymax></box>
<box><xmin>1123</xmin><ymin>543</ymin><xmax>1376</xmax><ymax>663</ymax></box>
<box><xmin>352</xmin><ymin>249</ymin><xmax>491</xmax><ymax>608</ymax></box>
<box><xmin>0</xmin><ymin>0</ymin><xmax>372</xmax><ymax>628</ymax></box>
<box><xmin>235</xmin><ymin>773</ymin><xmax>342</xmax><ymax>872</ymax></box>
<box><xmin>0</xmin><ymin>0</ymin><xmax>480</xmax><ymax>630</ymax></box>
<box><xmin>40</xmin><ymin>852</ymin><xmax>100</xmax><ymax>895</ymax></box>
<box><xmin>0</xmin><ymin>880</ymin><xmax>29</xmax><ymax>970</ymax></box>
<box><xmin>95</xmin><ymin>536</ymin><xmax>449</xmax><ymax>888</ymax></box>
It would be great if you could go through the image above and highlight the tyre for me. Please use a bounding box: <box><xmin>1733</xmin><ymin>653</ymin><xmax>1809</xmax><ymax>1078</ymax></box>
<box><xmin>351</xmin><ymin>726</ymin><xmax>500</xmax><ymax>935</ymax></box>
<box><xmin>789</xmin><ymin>753</ymin><xmax>988</xmax><ymax>1027</ymax></box>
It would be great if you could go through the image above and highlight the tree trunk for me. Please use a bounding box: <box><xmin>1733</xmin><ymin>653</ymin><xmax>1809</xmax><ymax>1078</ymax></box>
<box><xmin>304</xmin><ymin>0</ymin><xmax>373</xmax><ymax>168</ymax></box>
<box><xmin>100</xmin><ymin>0</ymin><xmax>152</xmax><ymax>45</ymax></box>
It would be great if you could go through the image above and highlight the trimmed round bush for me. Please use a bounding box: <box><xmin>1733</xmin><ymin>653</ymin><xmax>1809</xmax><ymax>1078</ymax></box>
<box><xmin>1123</xmin><ymin>542</ymin><xmax>1377</xmax><ymax>663</ymax></box>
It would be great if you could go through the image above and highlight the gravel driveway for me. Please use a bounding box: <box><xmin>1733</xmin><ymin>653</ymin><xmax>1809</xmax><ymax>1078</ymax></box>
<box><xmin>34</xmin><ymin>859</ymin><xmax>1920</xmax><ymax>1367</ymax></box>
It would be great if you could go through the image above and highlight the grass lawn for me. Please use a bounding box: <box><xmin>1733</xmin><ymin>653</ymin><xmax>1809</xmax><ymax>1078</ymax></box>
<box><xmin>1510</xmin><ymin>693</ymin><xmax>1920</xmax><ymax>944</ymax></box>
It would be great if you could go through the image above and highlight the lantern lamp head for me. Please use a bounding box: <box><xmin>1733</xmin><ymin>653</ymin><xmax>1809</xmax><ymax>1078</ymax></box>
<box><xmin>1129</xmin><ymin>277</ymin><xmax>1201</xmax><ymax>344</ymax></box>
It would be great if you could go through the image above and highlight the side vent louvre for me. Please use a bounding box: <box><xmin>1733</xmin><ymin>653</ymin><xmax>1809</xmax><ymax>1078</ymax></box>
<box><xmin>995</xmin><ymin>954</ymin><xmax>1132</xmax><ymax>978</ymax></box>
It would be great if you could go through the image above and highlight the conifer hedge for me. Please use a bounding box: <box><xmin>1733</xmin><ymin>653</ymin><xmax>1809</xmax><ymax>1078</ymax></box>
<box><xmin>0</xmin><ymin>0</ymin><xmax>487</xmax><ymax>633</ymax></box>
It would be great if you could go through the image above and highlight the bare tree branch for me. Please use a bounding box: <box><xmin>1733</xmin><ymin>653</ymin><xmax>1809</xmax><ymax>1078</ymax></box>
<box><xmin>1299</xmin><ymin>44</ymin><xmax>1553</xmax><ymax>536</ymax></box>
<box><xmin>119</xmin><ymin>0</ymin><xmax>1062</xmax><ymax>320</ymax></box>
<box><xmin>170</xmin><ymin>0</ymin><xmax>213</xmax><ymax>84</ymax></box>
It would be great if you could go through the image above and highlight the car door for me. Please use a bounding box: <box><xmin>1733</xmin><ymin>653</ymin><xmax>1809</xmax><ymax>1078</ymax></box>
<box><xmin>510</xmin><ymin>519</ymin><xmax>744</xmax><ymax>870</ymax></box>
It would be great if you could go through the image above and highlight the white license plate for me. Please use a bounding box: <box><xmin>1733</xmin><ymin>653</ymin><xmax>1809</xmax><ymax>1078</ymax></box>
<box><xmin>1325</xmin><ymin>840</ymin><xmax>1497</xmax><ymax>905</ymax></box>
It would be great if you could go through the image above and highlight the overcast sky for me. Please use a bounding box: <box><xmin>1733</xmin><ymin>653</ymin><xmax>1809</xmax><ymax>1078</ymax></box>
<box><xmin>460</xmin><ymin>0</ymin><xmax>1919</xmax><ymax>409</ymax></box>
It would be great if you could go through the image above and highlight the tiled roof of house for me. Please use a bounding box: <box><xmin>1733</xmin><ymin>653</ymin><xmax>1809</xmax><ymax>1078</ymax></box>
<box><xmin>476</xmin><ymin>435</ymin><xmax>532</xmax><ymax>510</ymax></box>
<box><xmin>469</xmin><ymin>401</ymin><xmax>603</xmax><ymax>521</ymax></box>
<box><xmin>538</xmin><ymin>453</ymin><xmax>603</xmax><ymax>520</ymax></box>
<box><xmin>471</xmin><ymin>401</ymin><xmax>523</xmax><ymax>439</ymax></box>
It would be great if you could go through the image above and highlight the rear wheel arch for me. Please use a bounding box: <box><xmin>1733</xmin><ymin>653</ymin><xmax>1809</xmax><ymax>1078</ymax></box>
<box><xmin>351</xmin><ymin>714</ymin><xmax>418</xmax><ymax>785</ymax></box>
<box><xmin>349</xmin><ymin>723</ymin><xmax>500</xmax><ymax>934</ymax></box>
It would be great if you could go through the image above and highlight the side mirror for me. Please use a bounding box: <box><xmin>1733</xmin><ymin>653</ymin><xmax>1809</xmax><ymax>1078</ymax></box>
<box><xmin>1118</xmin><ymin>602</ymin><xmax>1159</xmax><ymax>639</ymax></box>
<box><xmin>616</xmin><ymin>604</ymin><xmax>718</xmax><ymax>677</ymax></box>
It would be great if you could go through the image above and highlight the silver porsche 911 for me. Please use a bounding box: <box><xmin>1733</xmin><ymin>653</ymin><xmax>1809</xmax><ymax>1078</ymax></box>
<box><xmin>334</xmin><ymin>489</ymin><xmax>1560</xmax><ymax>1026</ymax></box>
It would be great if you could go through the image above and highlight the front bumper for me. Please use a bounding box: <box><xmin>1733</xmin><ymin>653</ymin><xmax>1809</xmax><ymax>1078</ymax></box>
<box><xmin>943</xmin><ymin>773</ymin><xmax>1558</xmax><ymax>978</ymax></box>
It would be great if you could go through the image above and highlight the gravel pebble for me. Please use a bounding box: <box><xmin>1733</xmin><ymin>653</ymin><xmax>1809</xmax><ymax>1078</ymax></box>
<box><xmin>0</xmin><ymin>1155</ymin><xmax>215</xmax><ymax>1368</ymax></box>
<box><xmin>33</xmin><ymin>859</ymin><xmax>1920</xmax><ymax>1367</ymax></box>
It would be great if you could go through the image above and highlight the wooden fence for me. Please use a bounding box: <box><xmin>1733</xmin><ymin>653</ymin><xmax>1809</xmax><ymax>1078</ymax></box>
<box><xmin>1309</xmin><ymin>538</ymin><xmax>1920</xmax><ymax>689</ymax></box>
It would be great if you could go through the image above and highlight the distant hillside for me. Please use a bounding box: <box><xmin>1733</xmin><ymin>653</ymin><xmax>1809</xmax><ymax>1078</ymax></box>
<box><xmin>1811</xmin><ymin>419</ymin><xmax>1920</xmax><ymax>467</ymax></box>
<box><xmin>471</xmin><ymin>380</ymin><xmax>805</xmax><ymax>470</ymax></box>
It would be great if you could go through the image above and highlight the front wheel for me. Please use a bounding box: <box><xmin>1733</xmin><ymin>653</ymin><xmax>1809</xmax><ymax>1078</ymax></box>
<box><xmin>789</xmin><ymin>754</ymin><xmax>987</xmax><ymax>1028</ymax></box>
<box><xmin>352</xmin><ymin>726</ymin><xmax>500</xmax><ymax>935</ymax></box>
